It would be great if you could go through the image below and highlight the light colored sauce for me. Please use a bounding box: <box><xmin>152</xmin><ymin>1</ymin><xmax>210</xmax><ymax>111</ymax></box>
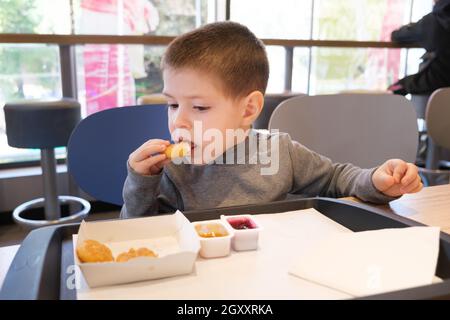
<box><xmin>195</xmin><ymin>223</ymin><xmax>229</xmax><ymax>238</ymax></box>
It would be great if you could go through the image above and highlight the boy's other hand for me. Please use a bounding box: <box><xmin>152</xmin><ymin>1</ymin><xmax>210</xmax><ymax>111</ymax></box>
<box><xmin>129</xmin><ymin>139</ymin><xmax>171</xmax><ymax>176</ymax></box>
<box><xmin>372</xmin><ymin>159</ymin><xmax>423</xmax><ymax>197</ymax></box>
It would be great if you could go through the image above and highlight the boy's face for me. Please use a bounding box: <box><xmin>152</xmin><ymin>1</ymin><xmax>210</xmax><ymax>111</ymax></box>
<box><xmin>163</xmin><ymin>67</ymin><xmax>251</xmax><ymax>164</ymax></box>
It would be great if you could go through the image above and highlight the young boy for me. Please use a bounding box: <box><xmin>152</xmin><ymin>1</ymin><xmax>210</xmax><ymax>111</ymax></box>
<box><xmin>120</xmin><ymin>22</ymin><xmax>422</xmax><ymax>218</ymax></box>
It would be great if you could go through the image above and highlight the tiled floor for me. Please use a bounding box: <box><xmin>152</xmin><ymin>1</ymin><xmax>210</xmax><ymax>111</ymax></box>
<box><xmin>0</xmin><ymin>211</ymin><xmax>120</xmax><ymax>247</ymax></box>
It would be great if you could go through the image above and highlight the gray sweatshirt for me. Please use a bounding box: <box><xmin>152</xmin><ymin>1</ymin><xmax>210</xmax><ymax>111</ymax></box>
<box><xmin>120</xmin><ymin>130</ymin><xmax>397</xmax><ymax>218</ymax></box>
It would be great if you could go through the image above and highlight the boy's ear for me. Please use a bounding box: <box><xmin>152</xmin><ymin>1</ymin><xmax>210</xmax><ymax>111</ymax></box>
<box><xmin>241</xmin><ymin>90</ymin><xmax>264</xmax><ymax>127</ymax></box>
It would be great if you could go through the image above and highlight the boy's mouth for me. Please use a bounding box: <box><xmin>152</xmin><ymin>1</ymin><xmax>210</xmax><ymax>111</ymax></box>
<box><xmin>178</xmin><ymin>137</ymin><xmax>196</xmax><ymax>151</ymax></box>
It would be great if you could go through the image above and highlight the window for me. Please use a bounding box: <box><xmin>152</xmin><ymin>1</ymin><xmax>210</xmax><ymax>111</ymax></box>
<box><xmin>308</xmin><ymin>0</ymin><xmax>412</xmax><ymax>94</ymax></box>
<box><xmin>0</xmin><ymin>0</ymin><xmax>72</xmax><ymax>34</ymax></box>
<box><xmin>230</xmin><ymin>0</ymin><xmax>313</xmax><ymax>93</ymax></box>
<box><xmin>312</xmin><ymin>0</ymin><xmax>412</xmax><ymax>41</ymax></box>
<box><xmin>0</xmin><ymin>0</ymin><xmax>437</xmax><ymax>165</ymax></box>
<box><xmin>72</xmin><ymin>0</ymin><xmax>216</xmax><ymax>116</ymax></box>
<box><xmin>231</xmin><ymin>0</ymin><xmax>434</xmax><ymax>94</ymax></box>
<box><xmin>0</xmin><ymin>0</ymin><xmax>217</xmax><ymax>165</ymax></box>
<box><xmin>230</xmin><ymin>0</ymin><xmax>313</xmax><ymax>39</ymax></box>
<box><xmin>309</xmin><ymin>47</ymin><xmax>405</xmax><ymax>94</ymax></box>
<box><xmin>0</xmin><ymin>0</ymin><xmax>71</xmax><ymax>165</ymax></box>
<box><xmin>0</xmin><ymin>44</ymin><xmax>64</xmax><ymax>164</ymax></box>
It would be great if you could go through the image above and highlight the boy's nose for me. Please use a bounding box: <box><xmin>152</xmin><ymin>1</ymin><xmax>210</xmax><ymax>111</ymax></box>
<box><xmin>172</xmin><ymin>109</ymin><xmax>191</xmax><ymax>130</ymax></box>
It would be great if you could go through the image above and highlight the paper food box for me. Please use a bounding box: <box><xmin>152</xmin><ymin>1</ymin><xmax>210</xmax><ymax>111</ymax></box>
<box><xmin>73</xmin><ymin>210</ymin><xmax>200</xmax><ymax>288</ymax></box>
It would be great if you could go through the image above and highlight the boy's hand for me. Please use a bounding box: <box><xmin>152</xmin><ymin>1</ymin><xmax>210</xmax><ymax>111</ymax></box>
<box><xmin>372</xmin><ymin>159</ymin><xmax>423</xmax><ymax>197</ymax></box>
<box><xmin>129</xmin><ymin>139</ymin><xmax>171</xmax><ymax>176</ymax></box>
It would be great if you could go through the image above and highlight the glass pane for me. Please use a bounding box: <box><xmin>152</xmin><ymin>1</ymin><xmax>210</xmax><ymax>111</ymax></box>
<box><xmin>313</xmin><ymin>0</ymin><xmax>411</xmax><ymax>41</ymax></box>
<box><xmin>75</xmin><ymin>44</ymin><xmax>166</xmax><ymax>116</ymax></box>
<box><xmin>292</xmin><ymin>47</ymin><xmax>310</xmax><ymax>94</ymax></box>
<box><xmin>309</xmin><ymin>47</ymin><xmax>405</xmax><ymax>94</ymax></box>
<box><xmin>411</xmin><ymin>0</ymin><xmax>433</xmax><ymax>22</ymax></box>
<box><xmin>266</xmin><ymin>46</ymin><xmax>286</xmax><ymax>94</ymax></box>
<box><xmin>73</xmin><ymin>0</ymin><xmax>214</xmax><ymax>36</ymax></box>
<box><xmin>134</xmin><ymin>46</ymin><xmax>165</xmax><ymax>99</ymax></box>
<box><xmin>0</xmin><ymin>0</ymin><xmax>218</xmax><ymax>35</ymax></box>
<box><xmin>0</xmin><ymin>0</ymin><xmax>71</xmax><ymax>34</ymax></box>
<box><xmin>75</xmin><ymin>43</ymin><xmax>294</xmax><ymax>110</ymax></box>
<box><xmin>230</xmin><ymin>0</ymin><xmax>312</xmax><ymax>39</ymax></box>
<box><xmin>75</xmin><ymin>43</ymin><xmax>139</xmax><ymax>115</ymax></box>
<box><xmin>75</xmin><ymin>43</ymin><xmax>293</xmax><ymax>113</ymax></box>
<box><xmin>405</xmin><ymin>48</ymin><xmax>426</xmax><ymax>76</ymax></box>
<box><xmin>0</xmin><ymin>44</ymin><xmax>63</xmax><ymax>164</ymax></box>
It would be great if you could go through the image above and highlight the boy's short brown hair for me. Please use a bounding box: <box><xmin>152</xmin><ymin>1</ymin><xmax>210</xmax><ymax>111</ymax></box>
<box><xmin>161</xmin><ymin>21</ymin><xmax>269</xmax><ymax>99</ymax></box>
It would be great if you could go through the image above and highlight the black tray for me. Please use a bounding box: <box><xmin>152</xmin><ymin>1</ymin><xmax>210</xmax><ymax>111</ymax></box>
<box><xmin>1</xmin><ymin>197</ymin><xmax>450</xmax><ymax>300</ymax></box>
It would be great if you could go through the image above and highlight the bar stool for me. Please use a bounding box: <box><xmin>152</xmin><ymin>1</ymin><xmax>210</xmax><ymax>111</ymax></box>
<box><xmin>411</xmin><ymin>94</ymin><xmax>429</xmax><ymax>120</ymax></box>
<box><xmin>4</xmin><ymin>98</ymin><xmax>90</xmax><ymax>229</ymax></box>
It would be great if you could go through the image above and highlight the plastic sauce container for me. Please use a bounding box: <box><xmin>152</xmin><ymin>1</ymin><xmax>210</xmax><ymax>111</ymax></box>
<box><xmin>192</xmin><ymin>220</ymin><xmax>234</xmax><ymax>258</ymax></box>
<box><xmin>221</xmin><ymin>214</ymin><xmax>261</xmax><ymax>251</ymax></box>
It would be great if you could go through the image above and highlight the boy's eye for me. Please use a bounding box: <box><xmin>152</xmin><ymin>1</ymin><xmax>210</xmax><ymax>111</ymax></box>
<box><xmin>168</xmin><ymin>104</ymin><xmax>179</xmax><ymax>109</ymax></box>
<box><xmin>194</xmin><ymin>106</ymin><xmax>210</xmax><ymax>112</ymax></box>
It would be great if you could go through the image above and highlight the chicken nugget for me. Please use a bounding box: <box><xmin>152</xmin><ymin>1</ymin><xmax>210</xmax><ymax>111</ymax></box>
<box><xmin>116</xmin><ymin>247</ymin><xmax>158</xmax><ymax>262</ymax></box>
<box><xmin>164</xmin><ymin>142</ymin><xmax>190</xmax><ymax>159</ymax></box>
<box><xmin>116</xmin><ymin>248</ymin><xmax>137</xmax><ymax>262</ymax></box>
<box><xmin>76</xmin><ymin>239</ymin><xmax>114</xmax><ymax>263</ymax></box>
<box><xmin>137</xmin><ymin>247</ymin><xmax>158</xmax><ymax>258</ymax></box>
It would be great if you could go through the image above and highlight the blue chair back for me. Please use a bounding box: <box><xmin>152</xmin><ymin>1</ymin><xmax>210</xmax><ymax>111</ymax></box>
<box><xmin>67</xmin><ymin>104</ymin><xmax>170</xmax><ymax>206</ymax></box>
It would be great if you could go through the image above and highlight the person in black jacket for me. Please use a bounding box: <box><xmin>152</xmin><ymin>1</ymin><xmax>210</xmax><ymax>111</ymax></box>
<box><xmin>388</xmin><ymin>0</ymin><xmax>450</xmax><ymax>95</ymax></box>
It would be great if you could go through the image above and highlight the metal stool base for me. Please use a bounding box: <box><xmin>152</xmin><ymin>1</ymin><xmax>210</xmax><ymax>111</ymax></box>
<box><xmin>12</xmin><ymin>195</ymin><xmax>90</xmax><ymax>229</ymax></box>
<box><xmin>419</xmin><ymin>168</ymin><xmax>450</xmax><ymax>187</ymax></box>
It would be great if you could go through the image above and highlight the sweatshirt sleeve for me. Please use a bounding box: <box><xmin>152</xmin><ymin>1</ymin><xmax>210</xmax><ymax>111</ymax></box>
<box><xmin>391</xmin><ymin>21</ymin><xmax>423</xmax><ymax>44</ymax></box>
<box><xmin>391</xmin><ymin>13</ymin><xmax>438</xmax><ymax>50</ymax></box>
<box><xmin>120</xmin><ymin>162</ymin><xmax>165</xmax><ymax>218</ymax></box>
<box><xmin>286</xmin><ymin>136</ymin><xmax>399</xmax><ymax>204</ymax></box>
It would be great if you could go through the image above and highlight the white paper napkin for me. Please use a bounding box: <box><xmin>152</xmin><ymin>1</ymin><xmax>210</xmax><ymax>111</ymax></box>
<box><xmin>289</xmin><ymin>226</ymin><xmax>440</xmax><ymax>297</ymax></box>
